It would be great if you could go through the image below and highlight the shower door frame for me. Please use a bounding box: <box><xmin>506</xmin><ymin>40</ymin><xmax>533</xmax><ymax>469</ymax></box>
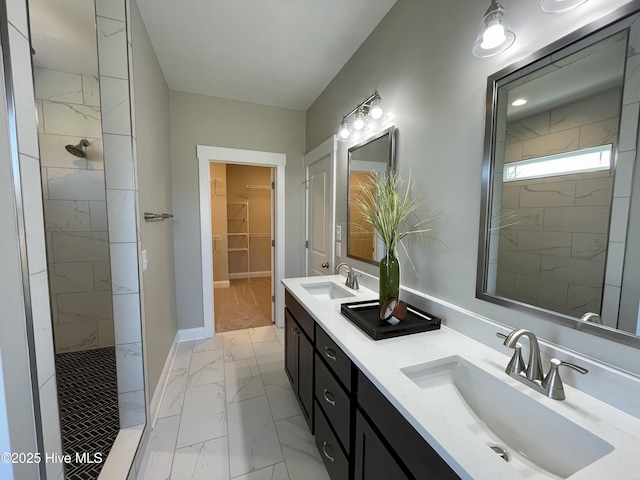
<box><xmin>197</xmin><ymin>145</ymin><xmax>286</xmax><ymax>336</ymax></box>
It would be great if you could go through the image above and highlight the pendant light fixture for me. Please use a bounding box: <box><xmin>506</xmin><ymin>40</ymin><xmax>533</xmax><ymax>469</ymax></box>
<box><xmin>336</xmin><ymin>91</ymin><xmax>385</xmax><ymax>141</ymax></box>
<box><xmin>540</xmin><ymin>0</ymin><xmax>588</xmax><ymax>14</ymax></box>
<box><xmin>473</xmin><ymin>0</ymin><xmax>516</xmax><ymax>58</ymax></box>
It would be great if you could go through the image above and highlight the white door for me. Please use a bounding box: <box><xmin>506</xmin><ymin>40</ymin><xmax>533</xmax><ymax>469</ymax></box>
<box><xmin>307</xmin><ymin>153</ymin><xmax>334</xmax><ymax>276</ymax></box>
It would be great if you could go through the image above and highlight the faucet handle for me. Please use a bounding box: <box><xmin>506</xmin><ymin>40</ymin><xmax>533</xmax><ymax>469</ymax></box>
<box><xmin>541</xmin><ymin>358</ymin><xmax>588</xmax><ymax>400</ymax></box>
<box><xmin>496</xmin><ymin>333</ymin><xmax>525</xmax><ymax>375</ymax></box>
<box><xmin>353</xmin><ymin>274</ymin><xmax>361</xmax><ymax>290</ymax></box>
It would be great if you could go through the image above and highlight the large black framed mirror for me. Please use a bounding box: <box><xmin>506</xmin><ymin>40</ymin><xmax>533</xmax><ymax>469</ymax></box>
<box><xmin>347</xmin><ymin>126</ymin><xmax>396</xmax><ymax>265</ymax></box>
<box><xmin>477</xmin><ymin>2</ymin><xmax>640</xmax><ymax>347</ymax></box>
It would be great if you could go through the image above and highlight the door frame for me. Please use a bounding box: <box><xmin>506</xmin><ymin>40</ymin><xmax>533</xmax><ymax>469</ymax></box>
<box><xmin>198</xmin><ymin>145</ymin><xmax>286</xmax><ymax>334</ymax></box>
<box><xmin>304</xmin><ymin>136</ymin><xmax>337</xmax><ymax>276</ymax></box>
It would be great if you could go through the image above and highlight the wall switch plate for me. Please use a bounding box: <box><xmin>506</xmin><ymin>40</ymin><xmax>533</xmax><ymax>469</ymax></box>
<box><xmin>336</xmin><ymin>225</ymin><xmax>342</xmax><ymax>241</ymax></box>
<box><xmin>142</xmin><ymin>250</ymin><xmax>148</xmax><ymax>271</ymax></box>
<box><xmin>336</xmin><ymin>242</ymin><xmax>341</xmax><ymax>258</ymax></box>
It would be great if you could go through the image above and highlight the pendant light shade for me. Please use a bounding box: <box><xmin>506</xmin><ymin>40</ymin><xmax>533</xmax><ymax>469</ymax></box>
<box><xmin>540</xmin><ymin>0</ymin><xmax>588</xmax><ymax>13</ymax></box>
<box><xmin>369</xmin><ymin>93</ymin><xmax>383</xmax><ymax>120</ymax></box>
<box><xmin>352</xmin><ymin>108</ymin><xmax>366</xmax><ymax>131</ymax></box>
<box><xmin>338</xmin><ymin>118</ymin><xmax>351</xmax><ymax>140</ymax></box>
<box><xmin>473</xmin><ymin>0</ymin><xmax>516</xmax><ymax>58</ymax></box>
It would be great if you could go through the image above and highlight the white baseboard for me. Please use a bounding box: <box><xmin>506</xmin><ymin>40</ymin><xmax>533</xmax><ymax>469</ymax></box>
<box><xmin>214</xmin><ymin>280</ymin><xmax>230</xmax><ymax>288</ymax></box>
<box><xmin>148</xmin><ymin>333</ymin><xmax>179</xmax><ymax>429</ymax></box>
<box><xmin>229</xmin><ymin>271</ymin><xmax>271</xmax><ymax>279</ymax></box>
<box><xmin>178</xmin><ymin>327</ymin><xmax>206</xmax><ymax>342</ymax></box>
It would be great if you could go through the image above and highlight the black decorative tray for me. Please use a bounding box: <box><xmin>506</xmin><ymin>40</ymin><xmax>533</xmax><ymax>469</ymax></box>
<box><xmin>340</xmin><ymin>300</ymin><xmax>441</xmax><ymax>341</ymax></box>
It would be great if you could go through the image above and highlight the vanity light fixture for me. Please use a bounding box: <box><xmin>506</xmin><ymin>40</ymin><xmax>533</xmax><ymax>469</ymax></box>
<box><xmin>473</xmin><ymin>0</ymin><xmax>516</xmax><ymax>58</ymax></box>
<box><xmin>336</xmin><ymin>91</ymin><xmax>385</xmax><ymax>141</ymax></box>
<box><xmin>473</xmin><ymin>0</ymin><xmax>590</xmax><ymax>57</ymax></box>
<box><xmin>511</xmin><ymin>98</ymin><xmax>527</xmax><ymax>106</ymax></box>
<box><xmin>540</xmin><ymin>0</ymin><xmax>589</xmax><ymax>14</ymax></box>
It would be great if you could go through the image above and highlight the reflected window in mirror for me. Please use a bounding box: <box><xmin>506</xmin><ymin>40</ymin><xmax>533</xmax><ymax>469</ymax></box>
<box><xmin>347</xmin><ymin>126</ymin><xmax>396</xmax><ymax>265</ymax></box>
<box><xmin>477</xmin><ymin>6</ymin><xmax>640</xmax><ymax>345</ymax></box>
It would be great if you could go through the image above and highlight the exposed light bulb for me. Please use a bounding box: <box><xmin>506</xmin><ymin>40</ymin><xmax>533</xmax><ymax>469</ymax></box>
<box><xmin>472</xmin><ymin>1</ymin><xmax>515</xmax><ymax>58</ymax></box>
<box><xmin>369</xmin><ymin>96</ymin><xmax>383</xmax><ymax>120</ymax></box>
<box><xmin>338</xmin><ymin>119</ymin><xmax>351</xmax><ymax>140</ymax></box>
<box><xmin>481</xmin><ymin>23</ymin><xmax>506</xmax><ymax>50</ymax></box>
<box><xmin>352</xmin><ymin>109</ymin><xmax>366</xmax><ymax>131</ymax></box>
<box><xmin>512</xmin><ymin>98</ymin><xmax>527</xmax><ymax>106</ymax></box>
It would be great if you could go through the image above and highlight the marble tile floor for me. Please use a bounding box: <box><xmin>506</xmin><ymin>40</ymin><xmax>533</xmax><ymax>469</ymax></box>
<box><xmin>137</xmin><ymin>325</ymin><xmax>330</xmax><ymax>480</ymax></box>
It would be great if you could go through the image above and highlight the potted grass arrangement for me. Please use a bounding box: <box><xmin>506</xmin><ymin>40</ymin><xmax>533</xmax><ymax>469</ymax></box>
<box><xmin>354</xmin><ymin>171</ymin><xmax>431</xmax><ymax>311</ymax></box>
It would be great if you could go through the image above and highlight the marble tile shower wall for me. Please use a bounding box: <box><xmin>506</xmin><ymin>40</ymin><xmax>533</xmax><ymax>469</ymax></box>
<box><xmin>95</xmin><ymin>0</ymin><xmax>147</xmax><ymax>428</ymax></box>
<box><xmin>35</xmin><ymin>66</ymin><xmax>116</xmax><ymax>353</ymax></box>
<box><xmin>496</xmin><ymin>88</ymin><xmax>620</xmax><ymax>318</ymax></box>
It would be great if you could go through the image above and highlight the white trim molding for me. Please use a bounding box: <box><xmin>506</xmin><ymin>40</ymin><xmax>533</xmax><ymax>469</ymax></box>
<box><xmin>148</xmin><ymin>332</ymin><xmax>180</xmax><ymax>429</ymax></box>
<box><xmin>197</xmin><ymin>145</ymin><xmax>287</xmax><ymax>333</ymax></box>
<box><xmin>178</xmin><ymin>327</ymin><xmax>206</xmax><ymax>342</ymax></box>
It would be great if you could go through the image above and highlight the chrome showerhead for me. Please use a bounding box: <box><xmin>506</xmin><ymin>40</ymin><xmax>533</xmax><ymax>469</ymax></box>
<box><xmin>65</xmin><ymin>139</ymin><xmax>90</xmax><ymax>158</ymax></box>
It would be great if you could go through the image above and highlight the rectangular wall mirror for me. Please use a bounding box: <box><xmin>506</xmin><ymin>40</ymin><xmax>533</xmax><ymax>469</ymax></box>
<box><xmin>477</xmin><ymin>3</ymin><xmax>640</xmax><ymax>347</ymax></box>
<box><xmin>347</xmin><ymin>126</ymin><xmax>396</xmax><ymax>265</ymax></box>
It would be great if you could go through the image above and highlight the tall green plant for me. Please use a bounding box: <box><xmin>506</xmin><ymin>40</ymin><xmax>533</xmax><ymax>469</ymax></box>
<box><xmin>354</xmin><ymin>171</ymin><xmax>431</xmax><ymax>258</ymax></box>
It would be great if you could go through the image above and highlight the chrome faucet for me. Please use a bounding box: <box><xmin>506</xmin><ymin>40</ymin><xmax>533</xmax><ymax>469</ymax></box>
<box><xmin>335</xmin><ymin>262</ymin><xmax>360</xmax><ymax>290</ymax></box>
<box><xmin>498</xmin><ymin>329</ymin><xmax>588</xmax><ymax>400</ymax></box>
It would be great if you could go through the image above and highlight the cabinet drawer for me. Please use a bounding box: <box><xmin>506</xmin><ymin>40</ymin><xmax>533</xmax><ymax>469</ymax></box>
<box><xmin>316</xmin><ymin>326</ymin><xmax>352</xmax><ymax>391</ymax></box>
<box><xmin>314</xmin><ymin>401</ymin><xmax>349</xmax><ymax>480</ymax></box>
<box><xmin>315</xmin><ymin>353</ymin><xmax>351</xmax><ymax>453</ymax></box>
<box><xmin>357</xmin><ymin>371</ymin><xmax>460</xmax><ymax>480</ymax></box>
<box><xmin>285</xmin><ymin>290</ymin><xmax>314</xmax><ymax>341</ymax></box>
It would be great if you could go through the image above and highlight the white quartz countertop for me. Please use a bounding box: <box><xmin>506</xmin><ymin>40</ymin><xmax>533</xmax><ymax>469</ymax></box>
<box><xmin>282</xmin><ymin>275</ymin><xmax>640</xmax><ymax>480</ymax></box>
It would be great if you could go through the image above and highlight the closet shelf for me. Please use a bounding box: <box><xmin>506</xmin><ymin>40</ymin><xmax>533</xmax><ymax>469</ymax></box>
<box><xmin>228</xmin><ymin>248</ymin><xmax>249</xmax><ymax>252</ymax></box>
<box><xmin>227</xmin><ymin>233</ymin><xmax>247</xmax><ymax>236</ymax></box>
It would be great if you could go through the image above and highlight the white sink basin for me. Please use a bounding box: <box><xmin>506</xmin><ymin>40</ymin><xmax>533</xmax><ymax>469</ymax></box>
<box><xmin>401</xmin><ymin>356</ymin><xmax>614</xmax><ymax>478</ymax></box>
<box><xmin>302</xmin><ymin>282</ymin><xmax>356</xmax><ymax>300</ymax></box>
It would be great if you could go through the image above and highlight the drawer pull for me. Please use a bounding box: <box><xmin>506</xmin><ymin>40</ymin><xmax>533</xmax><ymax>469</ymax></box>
<box><xmin>322</xmin><ymin>441</ymin><xmax>335</xmax><ymax>463</ymax></box>
<box><xmin>323</xmin><ymin>388</ymin><xmax>335</xmax><ymax>406</ymax></box>
<box><xmin>324</xmin><ymin>347</ymin><xmax>337</xmax><ymax>361</ymax></box>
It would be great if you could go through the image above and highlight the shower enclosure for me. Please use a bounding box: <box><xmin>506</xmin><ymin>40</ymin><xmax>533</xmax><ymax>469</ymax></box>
<box><xmin>30</xmin><ymin>0</ymin><xmax>119</xmax><ymax>477</ymax></box>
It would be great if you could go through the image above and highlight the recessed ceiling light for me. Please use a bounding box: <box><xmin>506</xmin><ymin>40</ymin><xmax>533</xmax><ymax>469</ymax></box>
<box><xmin>512</xmin><ymin>98</ymin><xmax>527</xmax><ymax>106</ymax></box>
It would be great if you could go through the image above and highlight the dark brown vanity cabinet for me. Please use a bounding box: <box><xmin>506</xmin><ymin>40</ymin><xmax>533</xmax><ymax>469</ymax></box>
<box><xmin>353</xmin><ymin>410</ymin><xmax>411</xmax><ymax>480</ymax></box>
<box><xmin>284</xmin><ymin>292</ymin><xmax>315</xmax><ymax>431</ymax></box>
<box><xmin>357</xmin><ymin>372</ymin><xmax>460</xmax><ymax>480</ymax></box>
<box><xmin>284</xmin><ymin>289</ymin><xmax>460</xmax><ymax>480</ymax></box>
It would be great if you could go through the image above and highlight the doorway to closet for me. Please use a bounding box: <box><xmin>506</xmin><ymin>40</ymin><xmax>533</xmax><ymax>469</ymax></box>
<box><xmin>210</xmin><ymin>163</ymin><xmax>274</xmax><ymax>332</ymax></box>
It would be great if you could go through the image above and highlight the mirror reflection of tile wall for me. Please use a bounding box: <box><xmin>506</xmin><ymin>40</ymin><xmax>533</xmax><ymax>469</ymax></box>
<box><xmin>496</xmin><ymin>88</ymin><xmax>621</xmax><ymax>318</ymax></box>
<box><xmin>35</xmin><ymin>67</ymin><xmax>114</xmax><ymax>353</ymax></box>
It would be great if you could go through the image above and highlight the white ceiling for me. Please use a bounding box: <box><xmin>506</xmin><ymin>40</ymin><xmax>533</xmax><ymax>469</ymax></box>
<box><xmin>136</xmin><ymin>0</ymin><xmax>397</xmax><ymax>110</ymax></box>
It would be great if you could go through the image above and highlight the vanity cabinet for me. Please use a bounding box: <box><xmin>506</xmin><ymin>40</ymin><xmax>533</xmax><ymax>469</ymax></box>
<box><xmin>284</xmin><ymin>289</ymin><xmax>460</xmax><ymax>480</ymax></box>
<box><xmin>357</xmin><ymin>371</ymin><xmax>460</xmax><ymax>480</ymax></box>
<box><xmin>354</xmin><ymin>410</ymin><xmax>411</xmax><ymax>480</ymax></box>
<box><xmin>285</xmin><ymin>292</ymin><xmax>315</xmax><ymax>430</ymax></box>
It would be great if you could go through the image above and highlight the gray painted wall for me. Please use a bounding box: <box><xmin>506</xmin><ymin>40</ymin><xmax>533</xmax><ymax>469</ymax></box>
<box><xmin>131</xmin><ymin>1</ymin><xmax>178</xmax><ymax>399</ymax></box>
<box><xmin>170</xmin><ymin>91</ymin><xmax>306</xmax><ymax>330</ymax></box>
<box><xmin>306</xmin><ymin>0</ymin><xmax>640</xmax><ymax>375</ymax></box>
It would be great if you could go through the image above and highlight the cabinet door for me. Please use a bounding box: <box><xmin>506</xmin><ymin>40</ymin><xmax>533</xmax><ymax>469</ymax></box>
<box><xmin>284</xmin><ymin>310</ymin><xmax>297</xmax><ymax>390</ymax></box>
<box><xmin>298</xmin><ymin>329</ymin><xmax>314</xmax><ymax>430</ymax></box>
<box><xmin>354</xmin><ymin>410</ymin><xmax>411</xmax><ymax>480</ymax></box>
